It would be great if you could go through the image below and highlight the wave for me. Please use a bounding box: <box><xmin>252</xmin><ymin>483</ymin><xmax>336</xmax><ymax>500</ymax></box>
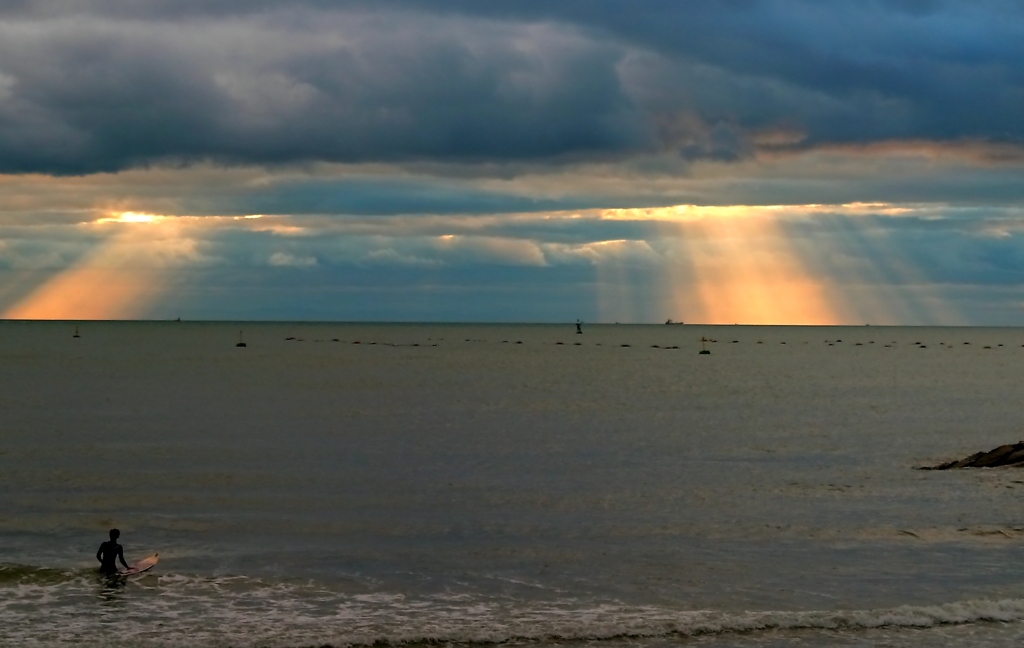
<box><xmin>316</xmin><ymin>599</ymin><xmax>1024</xmax><ymax>646</ymax></box>
<box><xmin>3</xmin><ymin>567</ymin><xmax>1024</xmax><ymax>647</ymax></box>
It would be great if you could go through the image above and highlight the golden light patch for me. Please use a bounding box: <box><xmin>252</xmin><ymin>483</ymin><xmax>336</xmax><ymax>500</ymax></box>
<box><xmin>96</xmin><ymin>211</ymin><xmax>164</xmax><ymax>224</ymax></box>
<box><xmin>661</xmin><ymin>213</ymin><xmax>844</xmax><ymax>325</ymax></box>
<box><xmin>595</xmin><ymin>205</ymin><xmax>846</xmax><ymax>324</ymax></box>
<box><xmin>591</xmin><ymin>203</ymin><xmax>961</xmax><ymax>325</ymax></box>
<box><xmin>3</xmin><ymin>239</ymin><xmax>163</xmax><ymax>320</ymax></box>
<box><xmin>1</xmin><ymin>211</ymin><xmax>289</xmax><ymax>319</ymax></box>
<box><xmin>2</xmin><ymin>213</ymin><xmax>193</xmax><ymax>320</ymax></box>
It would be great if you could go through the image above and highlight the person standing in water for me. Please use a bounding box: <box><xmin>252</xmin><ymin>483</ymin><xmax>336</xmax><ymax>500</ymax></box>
<box><xmin>96</xmin><ymin>529</ymin><xmax>129</xmax><ymax>574</ymax></box>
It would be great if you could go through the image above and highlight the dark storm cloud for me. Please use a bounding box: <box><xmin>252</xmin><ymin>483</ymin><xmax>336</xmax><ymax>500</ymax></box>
<box><xmin>0</xmin><ymin>9</ymin><xmax>644</xmax><ymax>174</ymax></box>
<box><xmin>1</xmin><ymin>1</ymin><xmax>1023</xmax><ymax>174</ymax></box>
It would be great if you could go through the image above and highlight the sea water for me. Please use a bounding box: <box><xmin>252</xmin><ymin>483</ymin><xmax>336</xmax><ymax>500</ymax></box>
<box><xmin>4</xmin><ymin>321</ymin><xmax>1024</xmax><ymax>647</ymax></box>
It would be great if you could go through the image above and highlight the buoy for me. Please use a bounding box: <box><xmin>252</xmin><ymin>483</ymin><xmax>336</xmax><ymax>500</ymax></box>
<box><xmin>73</xmin><ymin>326</ymin><xmax>80</xmax><ymax>338</ymax></box>
<box><xmin>236</xmin><ymin>330</ymin><xmax>246</xmax><ymax>347</ymax></box>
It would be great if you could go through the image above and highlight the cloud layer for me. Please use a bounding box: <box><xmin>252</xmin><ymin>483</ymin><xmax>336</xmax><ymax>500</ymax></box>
<box><xmin>2</xmin><ymin>2</ymin><xmax>1024</xmax><ymax>323</ymax></box>
<box><xmin>2</xmin><ymin>1</ymin><xmax>1023</xmax><ymax>173</ymax></box>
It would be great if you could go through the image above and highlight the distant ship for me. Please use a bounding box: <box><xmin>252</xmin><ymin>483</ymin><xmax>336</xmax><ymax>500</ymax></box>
<box><xmin>665</xmin><ymin>319</ymin><xmax>684</xmax><ymax>325</ymax></box>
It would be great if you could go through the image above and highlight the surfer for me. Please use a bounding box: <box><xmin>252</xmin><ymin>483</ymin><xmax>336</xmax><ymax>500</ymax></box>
<box><xmin>96</xmin><ymin>529</ymin><xmax>129</xmax><ymax>574</ymax></box>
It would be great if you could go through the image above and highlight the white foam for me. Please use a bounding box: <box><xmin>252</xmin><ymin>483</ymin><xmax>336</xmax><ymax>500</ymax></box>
<box><xmin>4</xmin><ymin>574</ymin><xmax>1024</xmax><ymax>648</ymax></box>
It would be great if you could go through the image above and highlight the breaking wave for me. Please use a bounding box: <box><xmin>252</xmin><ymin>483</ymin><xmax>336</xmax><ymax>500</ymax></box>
<box><xmin>3</xmin><ymin>565</ymin><xmax>1024</xmax><ymax>647</ymax></box>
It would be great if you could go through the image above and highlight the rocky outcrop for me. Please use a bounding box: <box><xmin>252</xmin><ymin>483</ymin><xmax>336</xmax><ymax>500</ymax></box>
<box><xmin>921</xmin><ymin>442</ymin><xmax>1024</xmax><ymax>469</ymax></box>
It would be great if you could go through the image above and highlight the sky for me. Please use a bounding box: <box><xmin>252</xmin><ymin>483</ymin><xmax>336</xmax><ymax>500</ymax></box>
<box><xmin>2</xmin><ymin>0</ymin><xmax>1024</xmax><ymax>324</ymax></box>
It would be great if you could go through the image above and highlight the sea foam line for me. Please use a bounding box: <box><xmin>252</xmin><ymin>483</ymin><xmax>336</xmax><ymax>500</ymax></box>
<box><xmin>5</xmin><ymin>590</ymin><xmax>1024</xmax><ymax>648</ymax></box>
<box><xmin>321</xmin><ymin>598</ymin><xmax>1024</xmax><ymax>646</ymax></box>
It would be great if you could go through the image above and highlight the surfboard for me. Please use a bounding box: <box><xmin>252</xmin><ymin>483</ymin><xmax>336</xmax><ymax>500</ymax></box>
<box><xmin>119</xmin><ymin>553</ymin><xmax>159</xmax><ymax>576</ymax></box>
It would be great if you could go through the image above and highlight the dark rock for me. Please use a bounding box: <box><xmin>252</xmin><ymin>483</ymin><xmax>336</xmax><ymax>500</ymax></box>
<box><xmin>921</xmin><ymin>442</ymin><xmax>1024</xmax><ymax>469</ymax></box>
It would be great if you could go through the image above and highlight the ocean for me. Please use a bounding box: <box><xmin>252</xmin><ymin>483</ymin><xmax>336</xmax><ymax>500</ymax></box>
<box><xmin>4</xmin><ymin>321</ymin><xmax>1024</xmax><ymax>647</ymax></box>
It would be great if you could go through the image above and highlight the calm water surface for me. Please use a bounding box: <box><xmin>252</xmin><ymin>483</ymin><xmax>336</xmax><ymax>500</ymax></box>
<box><xmin>4</xmin><ymin>322</ymin><xmax>1024</xmax><ymax>647</ymax></box>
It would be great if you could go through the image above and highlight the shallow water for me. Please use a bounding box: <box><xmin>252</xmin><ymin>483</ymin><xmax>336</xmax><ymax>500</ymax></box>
<box><xmin>4</xmin><ymin>322</ymin><xmax>1024</xmax><ymax>646</ymax></box>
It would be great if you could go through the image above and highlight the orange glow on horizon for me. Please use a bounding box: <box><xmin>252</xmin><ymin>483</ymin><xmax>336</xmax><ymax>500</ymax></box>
<box><xmin>2</xmin><ymin>264</ymin><xmax>161</xmax><ymax>320</ymax></box>
<box><xmin>0</xmin><ymin>202</ymin><xmax>961</xmax><ymax>324</ymax></box>
<box><xmin>2</xmin><ymin>213</ymin><xmax>188</xmax><ymax>320</ymax></box>
<box><xmin>664</xmin><ymin>213</ymin><xmax>843</xmax><ymax>325</ymax></box>
<box><xmin>595</xmin><ymin>205</ymin><xmax>846</xmax><ymax>324</ymax></box>
<box><xmin>591</xmin><ymin>202</ymin><xmax>961</xmax><ymax>325</ymax></box>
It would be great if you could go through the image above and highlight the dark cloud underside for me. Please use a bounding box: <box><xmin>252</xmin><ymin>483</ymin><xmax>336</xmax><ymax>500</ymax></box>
<box><xmin>0</xmin><ymin>1</ymin><xmax>1022</xmax><ymax>174</ymax></box>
